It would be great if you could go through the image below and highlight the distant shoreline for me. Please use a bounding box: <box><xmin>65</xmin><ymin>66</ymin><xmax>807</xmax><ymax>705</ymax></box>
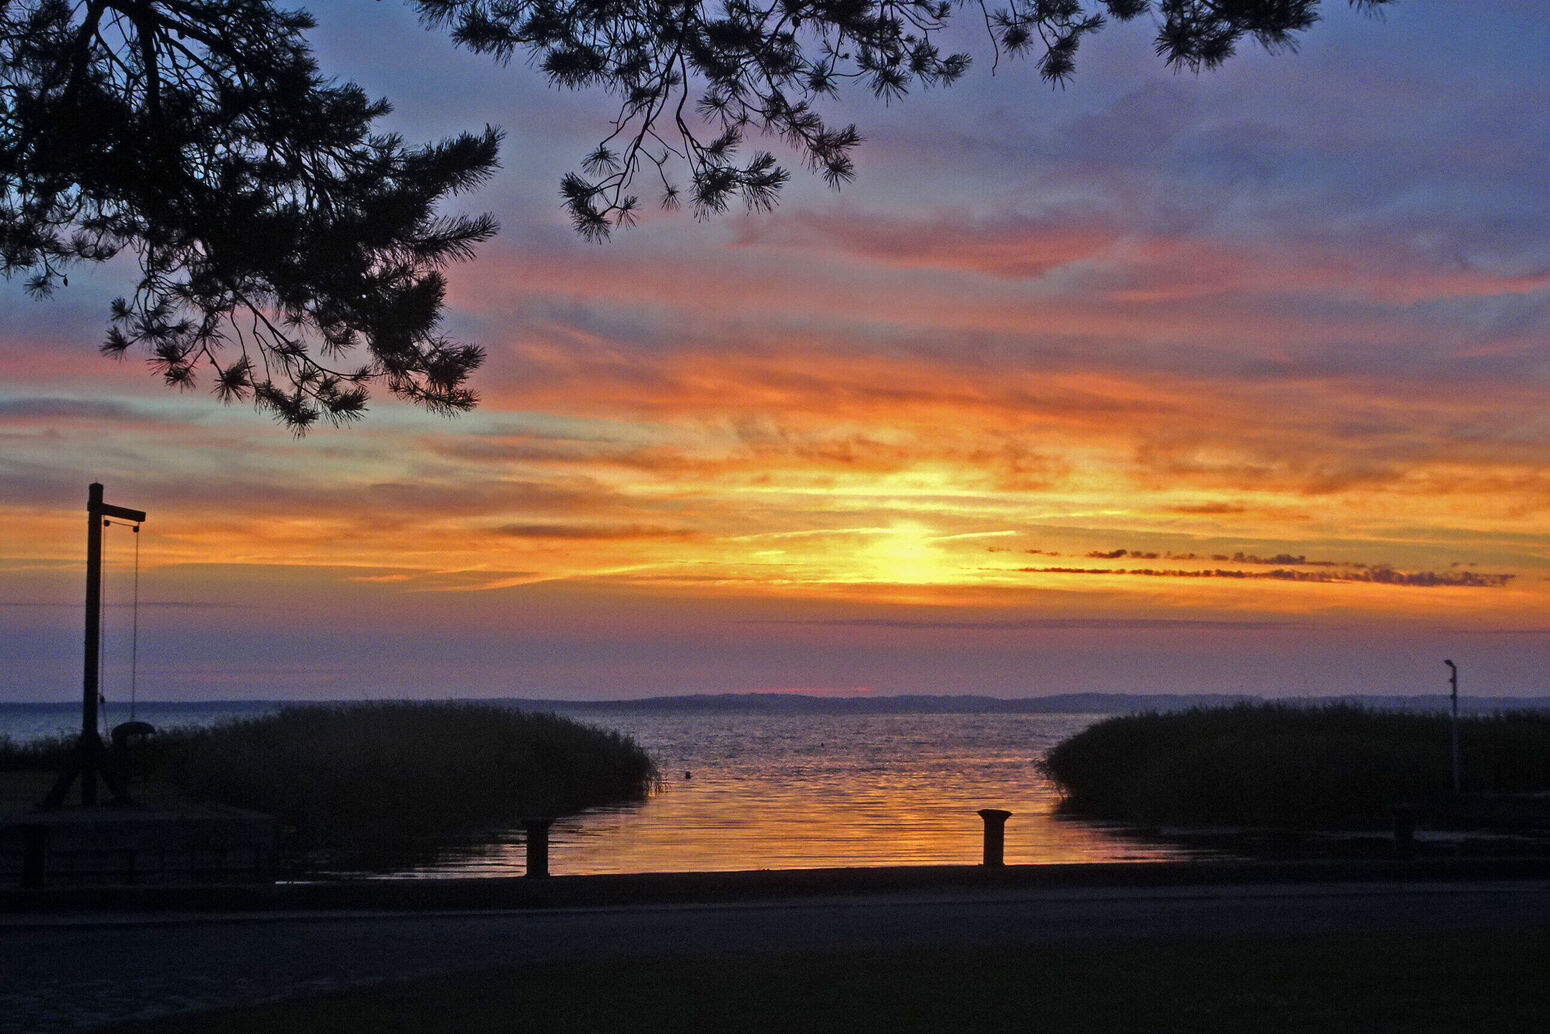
<box><xmin>4</xmin><ymin>691</ymin><xmax>1548</xmax><ymax>716</ymax></box>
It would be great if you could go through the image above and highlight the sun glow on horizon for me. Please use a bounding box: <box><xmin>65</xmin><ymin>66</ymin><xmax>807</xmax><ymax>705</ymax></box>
<box><xmin>3</xmin><ymin>2</ymin><xmax>1548</xmax><ymax>700</ymax></box>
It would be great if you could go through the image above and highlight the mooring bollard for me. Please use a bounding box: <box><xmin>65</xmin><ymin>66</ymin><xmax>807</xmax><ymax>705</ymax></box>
<box><xmin>20</xmin><ymin>824</ymin><xmax>48</xmax><ymax>888</ymax></box>
<box><xmin>978</xmin><ymin>809</ymin><xmax>1012</xmax><ymax>867</ymax></box>
<box><xmin>523</xmin><ymin>817</ymin><xmax>555</xmax><ymax>878</ymax></box>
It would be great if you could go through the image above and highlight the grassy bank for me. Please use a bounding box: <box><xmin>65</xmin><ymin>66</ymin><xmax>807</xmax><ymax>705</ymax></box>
<box><xmin>1</xmin><ymin>702</ymin><xmax>658</xmax><ymax>861</ymax></box>
<box><xmin>100</xmin><ymin>929</ymin><xmax>1550</xmax><ymax>1034</ymax></box>
<box><xmin>1040</xmin><ymin>702</ymin><xmax>1550</xmax><ymax>828</ymax></box>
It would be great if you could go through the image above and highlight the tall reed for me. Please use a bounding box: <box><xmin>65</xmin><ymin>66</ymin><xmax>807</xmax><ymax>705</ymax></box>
<box><xmin>0</xmin><ymin>732</ymin><xmax>75</xmax><ymax>772</ymax></box>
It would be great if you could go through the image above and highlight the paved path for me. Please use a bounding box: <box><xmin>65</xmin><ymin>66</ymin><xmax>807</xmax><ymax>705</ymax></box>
<box><xmin>4</xmin><ymin>879</ymin><xmax>1549</xmax><ymax>1033</ymax></box>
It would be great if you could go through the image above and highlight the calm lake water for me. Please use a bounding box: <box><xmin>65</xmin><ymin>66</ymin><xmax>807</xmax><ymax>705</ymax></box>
<box><xmin>1</xmin><ymin>702</ymin><xmax>1197</xmax><ymax>874</ymax></box>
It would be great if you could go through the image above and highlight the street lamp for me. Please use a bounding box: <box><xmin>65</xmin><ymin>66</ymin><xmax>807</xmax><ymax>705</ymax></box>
<box><xmin>1444</xmin><ymin>659</ymin><xmax>1460</xmax><ymax>794</ymax></box>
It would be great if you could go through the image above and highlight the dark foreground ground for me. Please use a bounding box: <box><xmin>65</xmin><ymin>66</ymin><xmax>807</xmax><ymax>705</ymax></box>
<box><xmin>103</xmin><ymin>928</ymin><xmax>1550</xmax><ymax>1034</ymax></box>
<box><xmin>4</xmin><ymin>863</ymin><xmax>1550</xmax><ymax>1033</ymax></box>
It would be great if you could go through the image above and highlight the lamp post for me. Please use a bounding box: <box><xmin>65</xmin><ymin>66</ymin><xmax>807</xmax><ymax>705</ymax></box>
<box><xmin>1444</xmin><ymin>659</ymin><xmax>1460</xmax><ymax>795</ymax></box>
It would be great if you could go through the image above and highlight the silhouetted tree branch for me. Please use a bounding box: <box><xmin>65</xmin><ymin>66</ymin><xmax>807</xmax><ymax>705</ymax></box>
<box><xmin>3</xmin><ymin>0</ymin><xmax>500</xmax><ymax>430</ymax></box>
<box><xmin>416</xmin><ymin>0</ymin><xmax>1391</xmax><ymax>240</ymax></box>
<box><xmin>3</xmin><ymin>0</ymin><xmax>1391</xmax><ymax>429</ymax></box>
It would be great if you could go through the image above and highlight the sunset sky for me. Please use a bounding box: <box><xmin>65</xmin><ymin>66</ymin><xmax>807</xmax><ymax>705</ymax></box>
<box><xmin>4</xmin><ymin>1</ymin><xmax>1548</xmax><ymax>702</ymax></box>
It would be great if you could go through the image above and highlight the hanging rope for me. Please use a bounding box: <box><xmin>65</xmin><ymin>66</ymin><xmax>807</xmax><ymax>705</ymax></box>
<box><xmin>97</xmin><ymin>517</ymin><xmax>146</xmax><ymax>731</ymax></box>
<box><xmin>130</xmin><ymin>523</ymin><xmax>141</xmax><ymax>721</ymax></box>
<box><xmin>98</xmin><ymin>518</ymin><xmax>109</xmax><ymax>736</ymax></box>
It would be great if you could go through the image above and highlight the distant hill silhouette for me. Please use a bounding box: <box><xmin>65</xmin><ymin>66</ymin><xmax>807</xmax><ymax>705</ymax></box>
<box><xmin>509</xmin><ymin>692</ymin><xmax>1550</xmax><ymax>716</ymax></box>
<box><xmin>9</xmin><ymin>692</ymin><xmax>1547</xmax><ymax>716</ymax></box>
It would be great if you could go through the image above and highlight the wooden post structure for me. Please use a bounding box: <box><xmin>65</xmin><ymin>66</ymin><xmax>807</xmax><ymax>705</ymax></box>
<box><xmin>523</xmin><ymin>818</ymin><xmax>555</xmax><ymax>878</ymax></box>
<box><xmin>44</xmin><ymin>483</ymin><xmax>146</xmax><ymax>808</ymax></box>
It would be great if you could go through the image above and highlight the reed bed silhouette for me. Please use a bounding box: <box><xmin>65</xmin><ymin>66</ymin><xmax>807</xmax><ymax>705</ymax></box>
<box><xmin>2</xmin><ymin>701</ymin><xmax>658</xmax><ymax>860</ymax></box>
<box><xmin>1040</xmin><ymin>702</ymin><xmax>1550</xmax><ymax>828</ymax></box>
